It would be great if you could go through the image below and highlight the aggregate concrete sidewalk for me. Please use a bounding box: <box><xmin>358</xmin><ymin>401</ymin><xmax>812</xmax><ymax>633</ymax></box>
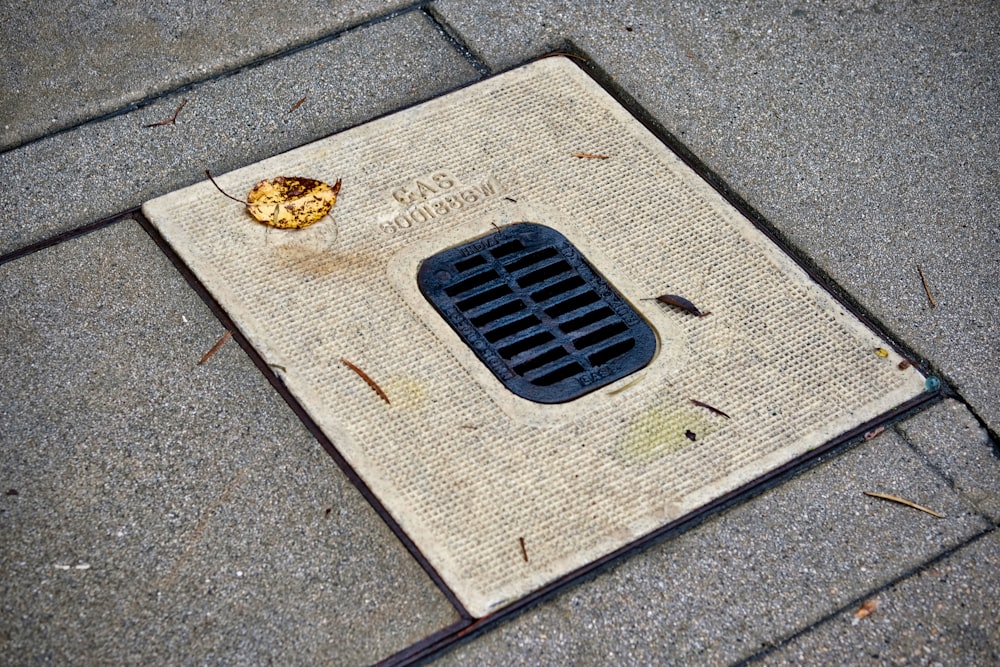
<box><xmin>1</xmin><ymin>2</ymin><xmax>997</xmax><ymax>665</ymax></box>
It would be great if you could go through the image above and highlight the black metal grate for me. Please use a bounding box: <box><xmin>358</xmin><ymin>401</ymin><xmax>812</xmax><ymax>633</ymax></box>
<box><xmin>417</xmin><ymin>223</ymin><xmax>656</xmax><ymax>403</ymax></box>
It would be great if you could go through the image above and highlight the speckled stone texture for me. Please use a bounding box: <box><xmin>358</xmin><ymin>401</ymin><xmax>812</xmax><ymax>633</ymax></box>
<box><xmin>0</xmin><ymin>1</ymin><xmax>415</xmax><ymax>149</ymax></box>
<box><xmin>0</xmin><ymin>9</ymin><xmax>481</xmax><ymax>255</ymax></box>
<box><xmin>0</xmin><ymin>221</ymin><xmax>458</xmax><ymax>665</ymax></box>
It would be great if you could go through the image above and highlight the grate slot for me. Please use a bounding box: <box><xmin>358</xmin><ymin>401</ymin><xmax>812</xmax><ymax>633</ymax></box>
<box><xmin>503</xmin><ymin>247</ymin><xmax>559</xmax><ymax>273</ymax></box>
<box><xmin>484</xmin><ymin>315</ymin><xmax>541</xmax><ymax>343</ymax></box>
<box><xmin>445</xmin><ymin>269</ymin><xmax>501</xmax><ymax>297</ymax></box>
<box><xmin>516</xmin><ymin>260</ymin><xmax>573</xmax><ymax>289</ymax></box>
<box><xmin>530</xmin><ymin>276</ymin><xmax>586</xmax><ymax>303</ymax></box>
<box><xmin>572</xmin><ymin>322</ymin><xmax>630</xmax><ymax>350</ymax></box>
<box><xmin>544</xmin><ymin>291</ymin><xmax>601</xmax><ymax>318</ymax></box>
<box><xmin>490</xmin><ymin>239</ymin><xmax>525</xmax><ymax>258</ymax></box>
<box><xmin>512</xmin><ymin>345</ymin><xmax>569</xmax><ymax>374</ymax></box>
<box><xmin>417</xmin><ymin>223</ymin><xmax>657</xmax><ymax>403</ymax></box>
<box><xmin>470</xmin><ymin>300</ymin><xmax>527</xmax><ymax>327</ymax></box>
<box><xmin>454</xmin><ymin>255</ymin><xmax>487</xmax><ymax>272</ymax></box>
<box><xmin>499</xmin><ymin>332</ymin><xmax>557</xmax><ymax>359</ymax></box>
<box><xmin>588</xmin><ymin>338</ymin><xmax>637</xmax><ymax>366</ymax></box>
<box><xmin>558</xmin><ymin>306</ymin><xmax>615</xmax><ymax>333</ymax></box>
<box><xmin>456</xmin><ymin>284</ymin><xmax>514</xmax><ymax>312</ymax></box>
<box><xmin>531</xmin><ymin>362</ymin><xmax>585</xmax><ymax>386</ymax></box>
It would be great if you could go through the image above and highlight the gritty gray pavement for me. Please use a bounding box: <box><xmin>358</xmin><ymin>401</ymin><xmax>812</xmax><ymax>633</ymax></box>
<box><xmin>1</xmin><ymin>2</ymin><xmax>998</xmax><ymax>665</ymax></box>
<box><xmin>0</xmin><ymin>221</ymin><xmax>458</xmax><ymax>665</ymax></box>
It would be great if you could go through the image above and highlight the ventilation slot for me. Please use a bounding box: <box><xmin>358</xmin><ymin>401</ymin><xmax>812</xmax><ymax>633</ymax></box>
<box><xmin>417</xmin><ymin>222</ymin><xmax>657</xmax><ymax>403</ymax></box>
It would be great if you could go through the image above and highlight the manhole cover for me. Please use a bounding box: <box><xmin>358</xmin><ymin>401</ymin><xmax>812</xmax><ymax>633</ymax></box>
<box><xmin>143</xmin><ymin>57</ymin><xmax>928</xmax><ymax>617</ymax></box>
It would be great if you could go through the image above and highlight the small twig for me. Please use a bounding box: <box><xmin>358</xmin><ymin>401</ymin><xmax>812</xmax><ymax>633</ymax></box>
<box><xmin>197</xmin><ymin>330</ymin><xmax>232</xmax><ymax>365</ymax></box>
<box><xmin>341</xmin><ymin>358</ymin><xmax>391</xmax><ymax>405</ymax></box>
<box><xmin>916</xmin><ymin>265</ymin><xmax>936</xmax><ymax>308</ymax></box>
<box><xmin>288</xmin><ymin>96</ymin><xmax>307</xmax><ymax>114</ymax></box>
<box><xmin>863</xmin><ymin>491</ymin><xmax>944</xmax><ymax>518</ymax></box>
<box><xmin>572</xmin><ymin>152</ymin><xmax>610</xmax><ymax>159</ymax></box>
<box><xmin>144</xmin><ymin>98</ymin><xmax>188</xmax><ymax>127</ymax></box>
<box><xmin>689</xmin><ymin>399</ymin><xmax>731</xmax><ymax>419</ymax></box>
<box><xmin>519</xmin><ymin>537</ymin><xmax>528</xmax><ymax>562</ymax></box>
<box><xmin>205</xmin><ymin>170</ymin><xmax>250</xmax><ymax>205</ymax></box>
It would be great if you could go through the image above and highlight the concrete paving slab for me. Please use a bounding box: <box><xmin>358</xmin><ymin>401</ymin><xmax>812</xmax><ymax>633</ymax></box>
<box><xmin>144</xmin><ymin>55</ymin><xmax>930</xmax><ymax>618</ymax></box>
<box><xmin>759</xmin><ymin>529</ymin><xmax>1000</xmax><ymax>667</ymax></box>
<box><xmin>433</xmin><ymin>427</ymin><xmax>989</xmax><ymax>665</ymax></box>
<box><xmin>897</xmin><ymin>399</ymin><xmax>1000</xmax><ymax>523</ymax></box>
<box><xmin>0</xmin><ymin>9</ymin><xmax>480</xmax><ymax>257</ymax></box>
<box><xmin>434</xmin><ymin>0</ymin><xmax>1000</xmax><ymax>435</ymax></box>
<box><xmin>0</xmin><ymin>1</ymin><xmax>416</xmax><ymax>150</ymax></box>
<box><xmin>0</xmin><ymin>221</ymin><xmax>458</xmax><ymax>665</ymax></box>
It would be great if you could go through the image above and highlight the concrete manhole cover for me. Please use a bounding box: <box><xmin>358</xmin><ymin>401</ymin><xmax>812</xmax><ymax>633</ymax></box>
<box><xmin>144</xmin><ymin>57</ymin><xmax>929</xmax><ymax>617</ymax></box>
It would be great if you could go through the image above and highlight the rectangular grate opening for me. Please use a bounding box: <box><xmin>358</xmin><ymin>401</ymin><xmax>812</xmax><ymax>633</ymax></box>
<box><xmin>417</xmin><ymin>222</ymin><xmax>657</xmax><ymax>403</ymax></box>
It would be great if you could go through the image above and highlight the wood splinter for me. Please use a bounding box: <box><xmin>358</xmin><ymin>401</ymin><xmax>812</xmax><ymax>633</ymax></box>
<box><xmin>916</xmin><ymin>265</ymin><xmax>936</xmax><ymax>308</ymax></box>
<box><xmin>341</xmin><ymin>358</ymin><xmax>391</xmax><ymax>405</ymax></box>
<box><xmin>519</xmin><ymin>537</ymin><xmax>528</xmax><ymax>562</ymax></box>
<box><xmin>572</xmin><ymin>152</ymin><xmax>610</xmax><ymax>160</ymax></box>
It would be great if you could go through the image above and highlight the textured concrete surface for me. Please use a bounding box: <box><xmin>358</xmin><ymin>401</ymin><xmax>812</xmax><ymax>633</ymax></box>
<box><xmin>435</xmin><ymin>0</ymin><xmax>1000</xmax><ymax>436</ymax></box>
<box><xmin>0</xmin><ymin>1</ymin><xmax>415</xmax><ymax>150</ymax></box>
<box><xmin>434</xmin><ymin>429</ymin><xmax>992</xmax><ymax>666</ymax></box>
<box><xmin>760</xmin><ymin>530</ymin><xmax>1000</xmax><ymax>667</ymax></box>
<box><xmin>1</xmin><ymin>1</ymin><xmax>997</xmax><ymax>665</ymax></box>
<box><xmin>0</xmin><ymin>9</ymin><xmax>480</xmax><ymax>256</ymax></box>
<box><xmin>898</xmin><ymin>399</ymin><xmax>1000</xmax><ymax>523</ymax></box>
<box><xmin>0</xmin><ymin>222</ymin><xmax>458</xmax><ymax>665</ymax></box>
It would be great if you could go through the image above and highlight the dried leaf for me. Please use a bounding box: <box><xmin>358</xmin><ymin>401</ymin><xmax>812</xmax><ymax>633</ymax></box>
<box><xmin>689</xmin><ymin>399</ymin><xmax>731</xmax><ymax>419</ymax></box>
<box><xmin>874</xmin><ymin>347</ymin><xmax>889</xmax><ymax>358</ymax></box>
<box><xmin>898</xmin><ymin>359</ymin><xmax>912</xmax><ymax>370</ymax></box>
<box><xmin>247</xmin><ymin>176</ymin><xmax>341</xmax><ymax>229</ymax></box>
<box><xmin>854</xmin><ymin>598</ymin><xmax>878</xmax><ymax>620</ymax></box>
<box><xmin>644</xmin><ymin>294</ymin><xmax>709</xmax><ymax>317</ymax></box>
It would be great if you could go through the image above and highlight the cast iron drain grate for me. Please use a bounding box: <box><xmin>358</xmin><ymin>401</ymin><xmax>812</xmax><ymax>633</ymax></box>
<box><xmin>417</xmin><ymin>223</ymin><xmax>656</xmax><ymax>403</ymax></box>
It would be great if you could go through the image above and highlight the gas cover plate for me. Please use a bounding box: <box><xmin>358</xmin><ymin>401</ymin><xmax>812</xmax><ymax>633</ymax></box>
<box><xmin>143</xmin><ymin>57</ymin><xmax>928</xmax><ymax>617</ymax></box>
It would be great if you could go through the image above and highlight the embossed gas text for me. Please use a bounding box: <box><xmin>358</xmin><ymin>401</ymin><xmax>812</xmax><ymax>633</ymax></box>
<box><xmin>380</xmin><ymin>171</ymin><xmax>501</xmax><ymax>234</ymax></box>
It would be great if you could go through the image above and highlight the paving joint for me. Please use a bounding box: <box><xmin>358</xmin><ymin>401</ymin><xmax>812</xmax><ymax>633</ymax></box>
<box><xmin>0</xmin><ymin>209</ymin><xmax>138</xmax><ymax>267</ymax></box>
<box><xmin>134</xmin><ymin>212</ymin><xmax>476</xmax><ymax>622</ymax></box>
<box><xmin>737</xmin><ymin>524</ymin><xmax>999</xmax><ymax>667</ymax></box>
<box><xmin>893</xmin><ymin>406</ymin><xmax>1000</xmax><ymax>522</ymax></box>
<box><xmin>421</xmin><ymin>5</ymin><xmax>493</xmax><ymax>77</ymax></box>
<box><xmin>0</xmin><ymin>2</ymin><xmax>429</xmax><ymax>156</ymax></box>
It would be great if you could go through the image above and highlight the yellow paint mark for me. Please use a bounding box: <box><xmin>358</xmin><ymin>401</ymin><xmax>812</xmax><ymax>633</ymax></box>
<box><xmin>616</xmin><ymin>406</ymin><xmax>722</xmax><ymax>465</ymax></box>
<box><xmin>383</xmin><ymin>377</ymin><xmax>427</xmax><ymax>409</ymax></box>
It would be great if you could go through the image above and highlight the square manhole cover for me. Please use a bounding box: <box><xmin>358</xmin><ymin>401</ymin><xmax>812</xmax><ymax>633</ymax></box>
<box><xmin>143</xmin><ymin>57</ymin><xmax>928</xmax><ymax>617</ymax></box>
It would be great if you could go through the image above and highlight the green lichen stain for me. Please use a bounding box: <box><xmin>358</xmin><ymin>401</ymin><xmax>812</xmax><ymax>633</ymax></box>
<box><xmin>616</xmin><ymin>406</ymin><xmax>720</xmax><ymax>465</ymax></box>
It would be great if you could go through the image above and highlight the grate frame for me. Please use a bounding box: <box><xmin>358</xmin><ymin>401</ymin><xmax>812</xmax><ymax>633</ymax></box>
<box><xmin>417</xmin><ymin>222</ymin><xmax>656</xmax><ymax>403</ymax></box>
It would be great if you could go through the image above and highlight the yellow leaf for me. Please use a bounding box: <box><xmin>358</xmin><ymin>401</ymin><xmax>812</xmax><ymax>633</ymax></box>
<box><xmin>246</xmin><ymin>176</ymin><xmax>341</xmax><ymax>229</ymax></box>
